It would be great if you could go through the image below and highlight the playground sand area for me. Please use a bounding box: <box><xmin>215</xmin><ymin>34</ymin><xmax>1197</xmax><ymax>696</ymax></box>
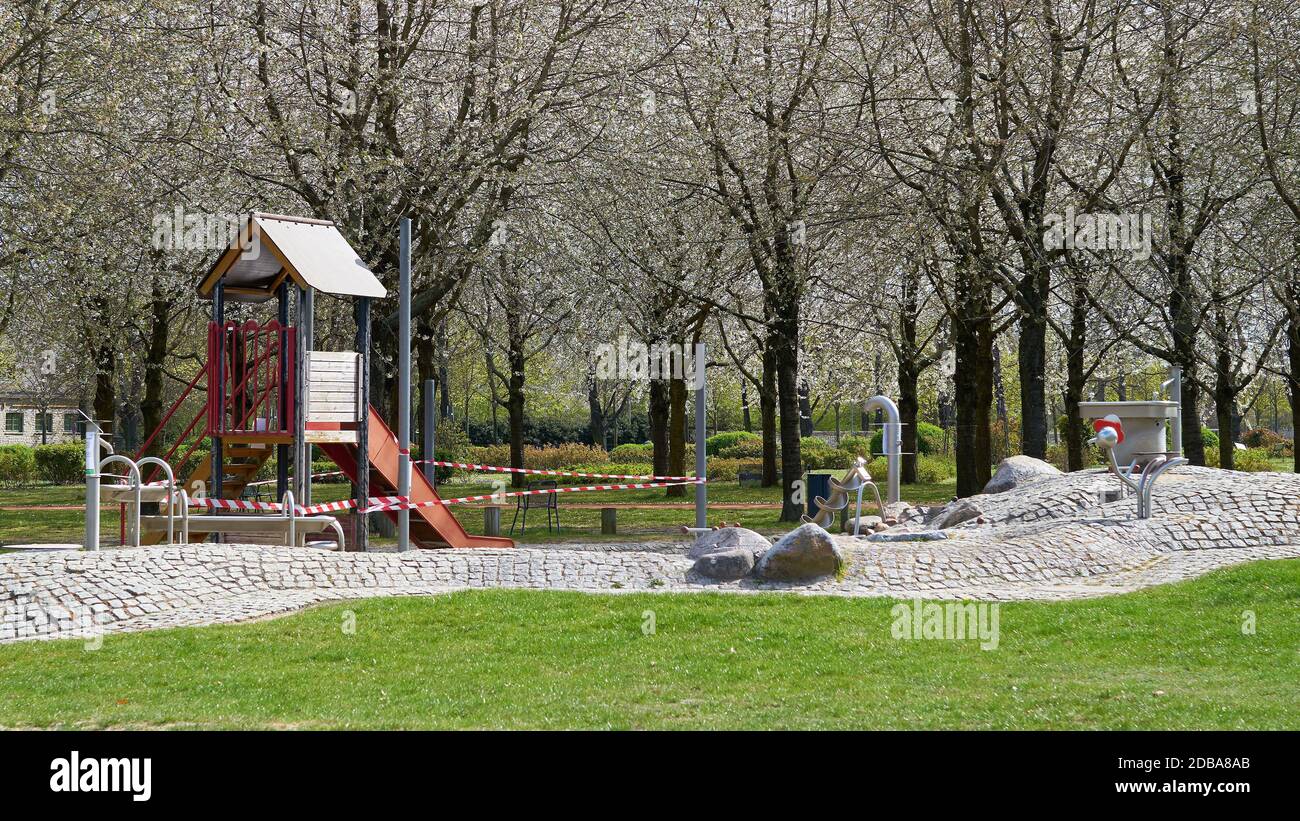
<box><xmin>4</xmin><ymin>465</ymin><xmax>1300</xmax><ymax>643</ymax></box>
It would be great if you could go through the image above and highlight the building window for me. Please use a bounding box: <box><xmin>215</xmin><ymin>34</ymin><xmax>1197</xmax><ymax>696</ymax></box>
<box><xmin>64</xmin><ymin>413</ymin><xmax>80</xmax><ymax>434</ymax></box>
<box><xmin>36</xmin><ymin>413</ymin><xmax>54</xmax><ymax>433</ymax></box>
<box><xmin>4</xmin><ymin>412</ymin><xmax>22</xmax><ymax>434</ymax></box>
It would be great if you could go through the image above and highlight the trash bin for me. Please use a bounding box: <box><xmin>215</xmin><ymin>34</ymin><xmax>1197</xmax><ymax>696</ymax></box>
<box><xmin>805</xmin><ymin>472</ymin><xmax>832</xmax><ymax>517</ymax></box>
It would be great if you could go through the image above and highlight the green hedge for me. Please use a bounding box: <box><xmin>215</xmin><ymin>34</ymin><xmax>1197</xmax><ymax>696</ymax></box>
<box><xmin>0</xmin><ymin>444</ymin><xmax>37</xmax><ymax>486</ymax></box>
<box><xmin>34</xmin><ymin>443</ymin><xmax>85</xmax><ymax>484</ymax></box>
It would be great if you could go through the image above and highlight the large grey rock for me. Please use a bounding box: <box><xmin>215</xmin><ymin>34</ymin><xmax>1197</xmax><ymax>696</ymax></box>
<box><xmin>756</xmin><ymin>523</ymin><xmax>844</xmax><ymax>581</ymax></box>
<box><xmin>692</xmin><ymin>548</ymin><xmax>755</xmax><ymax>581</ymax></box>
<box><xmin>688</xmin><ymin>527</ymin><xmax>771</xmax><ymax>561</ymax></box>
<box><xmin>983</xmin><ymin>455</ymin><xmax>1062</xmax><ymax>494</ymax></box>
<box><xmin>930</xmin><ymin>498</ymin><xmax>984</xmax><ymax>529</ymax></box>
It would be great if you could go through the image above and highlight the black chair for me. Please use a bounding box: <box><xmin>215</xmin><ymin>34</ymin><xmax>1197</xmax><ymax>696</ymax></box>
<box><xmin>510</xmin><ymin>480</ymin><xmax>560</xmax><ymax>534</ymax></box>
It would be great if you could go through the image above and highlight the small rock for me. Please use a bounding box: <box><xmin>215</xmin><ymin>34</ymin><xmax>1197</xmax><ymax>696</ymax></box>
<box><xmin>692</xmin><ymin>548</ymin><xmax>755</xmax><ymax>581</ymax></box>
<box><xmin>846</xmin><ymin>515</ymin><xmax>881</xmax><ymax>533</ymax></box>
<box><xmin>930</xmin><ymin>498</ymin><xmax>984</xmax><ymax>529</ymax></box>
<box><xmin>983</xmin><ymin>455</ymin><xmax>1062</xmax><ymax>494</ymax></box>
<box><xmin>756</xmin><ymin>523</ymin><xmax>844</xmax><ymax>581</ymax></box>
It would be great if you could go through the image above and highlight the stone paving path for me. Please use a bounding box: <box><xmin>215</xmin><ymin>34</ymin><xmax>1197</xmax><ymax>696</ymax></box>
<box><xmin>3</xmin><ymin>465</ymin><xmax>1300</xmax><ymax>643</ymax></box>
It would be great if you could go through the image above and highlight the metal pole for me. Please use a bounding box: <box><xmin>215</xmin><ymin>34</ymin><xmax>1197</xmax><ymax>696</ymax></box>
<box><xmin>211</xmin><ymin>282</ymin><xmax>225</xmax><ymax>542</ymax></box>
<box><xmin>84</xmin><ymin>426</ymin><xmax>99</xmax><ymax>551</ymax></box>
<box><xmin>298</xmin><ymin>288</ymin><xmax>314</xmax><ymax>506</ymax></box>
<box><xmin>354</xmin><ymin>296</ymin><xmax>371</xmax><ymax>551</ymax></box>
<box><xmin>1167</xmin><ymin>365</ymin><xmax>1183</xmax><ymax>458</ymax></box>
<box><xmin>397</xmin><ymin>218</ymin><xmax>412</xmax><ymax>552</ymax></box>
<box><xmin>276</xmin><ymin>281</ymin><xmax>290</xmax><ymax>499</ymax></box>
<box><xmin>694</xmin><ymin>343</ymin><xmax>707</xmax><ymax>528</ymax></box>
<box><xmin>423</xmin><ymin>379</ymin><xmax>437</xmax><ymax>485</ymax></box>
<box><xmin>864</xmin><ymin>395</ymin><xmax>901</xmax><ymax>505</ymax></box>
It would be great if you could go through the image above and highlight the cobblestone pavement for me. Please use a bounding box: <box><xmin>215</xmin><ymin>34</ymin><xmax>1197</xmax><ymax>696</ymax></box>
<box><xmin>3</xmin><ymin>466</ymin><xmax>1299</xmax><ymax>643</ymax></box>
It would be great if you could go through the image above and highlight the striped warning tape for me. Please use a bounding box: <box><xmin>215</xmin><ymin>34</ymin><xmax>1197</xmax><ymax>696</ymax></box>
<box><xmin>364</xmin><ymin>480</ymin><xmax>702</xmax><ymax>513</ymax></box>
<box><xmin>187</xmin><ymin>479</ymin><xmax>701</xmax><ymax>517</ymax></box>
<box><xmin>415</xmin><ymin>460</ymin><xmax>704</xmax><ymax>483</ymax></box>
<box><xmin>187</xmin><ymin>496</ymin><xmax>374</xmax><ymax>516</ymax></box>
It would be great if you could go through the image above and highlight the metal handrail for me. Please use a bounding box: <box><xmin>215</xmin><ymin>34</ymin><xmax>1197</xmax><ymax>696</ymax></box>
<box><xmin>137</xmin><ymin>457</ymin><xmax>176</xmax><ymax>545</ymax></box>
<box><xmin>98</xmin><ymin>454</ymin><xmax>142</xmax><ymax>547</ymax></box>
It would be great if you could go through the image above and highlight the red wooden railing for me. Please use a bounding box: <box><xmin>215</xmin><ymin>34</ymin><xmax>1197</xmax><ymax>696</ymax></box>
<box><xmin>206</xmin><ymin>320</ymin><xmax>295</xmax><ymax>438</ymax></box>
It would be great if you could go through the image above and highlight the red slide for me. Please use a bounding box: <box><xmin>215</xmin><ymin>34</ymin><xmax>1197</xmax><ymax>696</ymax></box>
<box><xmin>320</xmin><ymin>406</ymin><xmax>515</xmax><ymax>548</ymax></box>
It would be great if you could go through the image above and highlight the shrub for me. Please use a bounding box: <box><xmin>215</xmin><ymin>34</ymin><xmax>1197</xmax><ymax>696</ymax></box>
<box><xmin>803</xmin><ymin>448</ymin><xmax>852</xmax><ymax>471</ymax></box>
<box><xmin>705</xmin><ymin>430</ymin><xmax>759</xmax><ymax>456</ymax></box>
<box><xmin>801</xmin><ymin>436</ymin><xmax>832</xmax><ymax>453</ymax></box>
<box><xmin>915</xmin><ymin>454</ymin><xmax>955</xmax><ymax>483</ymax></box>
<box><xmin>1232</xmin><ymin>448</ymin><xmax>1274</xmax><ymax>473</ymax></box>
<box><xmin>1200</xmin><ymin>427</ymin><xmax>1220</xmax><ymax>452</ymax></box>
<box><xmin>865</xmin><ymin>456</ymin><xmax>889</xmax><ymax>483</ymax></box>
<box><xmin>609</xmin><ymin>443</ymin><xmax>654</xmax><ymax>462</ymax></box>
<box><xmin>34</xmin><ymin>442</ymin><xmax>85</xmax><ymax>484</ymax></box>
<box><xmin>869</xmin><ymin>421</ymin><xmax>944</xmax><ymax>457</ymax></box>
<box><xmin>703</xmin><ymin>458</ymin><xmax>762</xmax><ymax>482</ymax></box>
<box><xmin>0</xmin><ymin>444</ymin><xmax>37</xmax><ymax>486</ymax></box>
<box><xmin>837</xmin><ymin>434</ymin><xmax>873</xmax><ymax>458</ymax></box>
<box><xmin>717</xmin><ymin>437</ymin><xmax>765</xmax><ymax>459</ymax></box>
<box><xmin>1242</xmin><ymin>428</ymin><xmax>1292</xmax><ymax>458</ymax></box>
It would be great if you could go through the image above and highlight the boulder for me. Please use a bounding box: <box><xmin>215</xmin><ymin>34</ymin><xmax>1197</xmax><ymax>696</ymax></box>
<box><xmin>692</xmin><ymin>548</ymin><xmax>755</xmax><ymax>581</ymax></box>
<box><xmin>983</xmin><ymin>455</ymin><xmax>1061</xmax><ymax>494</ymax></box>
<box><xmin>687</xmin><ymin>527</ymin><xmax>771</xmax><ymax>561</ymax></box>
<box><xmin>929</xmin><ymin>498</ymin><xmax>984</xmax><ymax>529</ymax></box>
<box><xmin>756</xmin><ymin>523</ymin><xmax>844</xmax><ymax>581</ymax></box>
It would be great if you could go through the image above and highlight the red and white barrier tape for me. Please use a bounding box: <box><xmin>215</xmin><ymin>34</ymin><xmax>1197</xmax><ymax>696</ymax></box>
<box><xmin>364</xmin><ymin>480</ymin><xmax>702</xmax><ymax>513</ymax></box>
<box><xmin>415</xmin><ymin>459</ymin><xmax>704</xmax><ymax>483</ymax></box>
<box><xmin>186</xmin><ymin>479</ymin><xmax>700</xmax><ymax>517</ymax></box>
<box><xmin>187</xmin><ymin>496</ymin><xmax>371</xmax><ymax>516</ymax></box>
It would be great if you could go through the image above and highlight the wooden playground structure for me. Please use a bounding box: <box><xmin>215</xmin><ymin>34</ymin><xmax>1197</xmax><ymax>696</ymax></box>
<box><xmin>96</xmin><ymin>213</ymin><xmax>514</xmax><ymax>551</ymax></box>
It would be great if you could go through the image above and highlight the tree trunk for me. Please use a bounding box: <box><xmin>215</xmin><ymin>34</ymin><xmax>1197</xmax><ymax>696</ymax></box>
<box><xmin>759</xmin><ymin>345</ymin><xmax>778</xmax><ymax>486</ymax></box>
<box><xmin>897</xmin><ymin>360</ymin><xmax>919</xmax><ymax>484</ymax></box>
<box><xmin>797</xmin><ymin>379</ymin><xmax>813</xmax><ymax>437</ymax></box>
<box><xmin>140</xmin><ymin>286</ymin><xmax>170</xmax><ymax>457</ymax></box>
<box><xmin>741</xmin><ymin>378</ymin><xmax>752</xmax><ymax>432</ymax></box>
<box><xmin>667</xmin><ymin>375</ymin><xmax>687</xmax><ymax>497</ymax></box>
<box><xmin>1289</xmin><ymin>294</ymin><xmax>1300</xmax><ymax>473</ymax></box>
<box><xmin>436</xmin><ymin>318</ymin><xmax>452</xmax><ymax>420</ymax></box>
<box><xmin>1017</xmin><ymin>266</ymin><xmax>1050</xmax><ymax>459</ymax></box>
<box><xmin>771</xmin><ymin>314</ymin><xmax>804</xmax><ymax>522</ymax></box>
<box><xmin>92</xmin><ymin>343</ymin><xmax>115</xmax><ymax>437</ymax></box>
<box><xmin>506</xmin><ymin>326</ymin><xmax>527</xmax><ymax>488</ymax></box>
<box><xmin>587</xmin><ymin>364</ymin><xmax>606</xmax><ymax>449</ymax></box>
<box><xmin>953</xmin><ymin>306</ymin><xmax>994</xmax><ymax>496</ymax></box>
<box><xmin>1213</xmin><ymin>317</ymin><xmax>1235</xmax><ymax>469</ymax></box>
<box><xmin>416</xmin><ymin>324</ymin><xmax>434</xmax><ymax>452</ymax></box>
<box><xmin>649</xmin><ymin>376</ymin><xmax>670</xmax><ymax>478</ymax></box>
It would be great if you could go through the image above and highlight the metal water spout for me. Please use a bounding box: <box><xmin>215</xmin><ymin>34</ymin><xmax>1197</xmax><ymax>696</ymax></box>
<box><xmin>864</xmin><ymin>395</ymin><xmax>901</xmax><ymax>505</ymax></box>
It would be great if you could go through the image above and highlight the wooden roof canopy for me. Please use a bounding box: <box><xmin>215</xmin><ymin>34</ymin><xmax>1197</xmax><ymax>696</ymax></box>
<box><xmin>196</xmin><ymin>213</ymin><xmax>388</xmax><ymax>303</ymax></box>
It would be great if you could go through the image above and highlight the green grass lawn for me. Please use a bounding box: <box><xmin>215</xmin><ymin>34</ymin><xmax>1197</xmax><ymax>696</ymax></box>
<box><xmin>1</xmin><ymin>560</ymin><xmax>1296</xmax><ymax>729</ymax></box>
<box><xmin>0</xmin><ymin>474</ymin><xmax>960</xmax><ymax>546</ymax></box>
